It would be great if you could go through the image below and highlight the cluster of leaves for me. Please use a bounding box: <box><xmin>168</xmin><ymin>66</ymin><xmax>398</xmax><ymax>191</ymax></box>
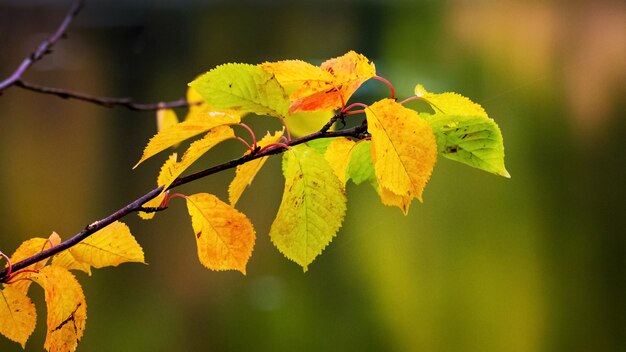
<box><xmin>1</xmin><ymin>50</ymin><xmax>508</xmax><ymax>351</ymax></box>
<box><xmin>0</xmin><ymin>222</ymin><xmax>144</xmax><ymax>351</ymax></box>
<box><xmin>135</xmin><ymin>51</ymin><xmax>509</xmax><ymax>272</ymax></box>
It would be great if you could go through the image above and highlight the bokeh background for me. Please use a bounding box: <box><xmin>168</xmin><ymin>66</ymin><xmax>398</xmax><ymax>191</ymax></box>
<box><xmin>1</xmin><ymin>0</ymin><xmax>625</xmax><ymax>351</ymax></box>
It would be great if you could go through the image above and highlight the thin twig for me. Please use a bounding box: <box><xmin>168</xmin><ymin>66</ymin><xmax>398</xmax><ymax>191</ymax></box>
<box><xmin>14</xmin><ymin>80</ymin><xmax>198</xmax><ymax>111</ymax></box>
<box><xmin>0</xmin><ymin>0</ymin><xmax>84</xmax><ymax>92</ymax></box>
<box><xmin>0</xmin><ymin>115</ymin><xmax>368</xmax><ymax>282</ymax></box>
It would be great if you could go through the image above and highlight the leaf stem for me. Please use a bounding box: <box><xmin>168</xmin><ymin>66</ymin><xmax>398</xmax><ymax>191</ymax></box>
<box><xmin>373</xmin><ymin>75</ymin><xmax>395</xmax><ymax>99</ymax></box>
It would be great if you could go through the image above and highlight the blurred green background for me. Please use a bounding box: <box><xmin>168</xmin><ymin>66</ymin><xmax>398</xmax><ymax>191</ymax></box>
<box><xmin>1</xmin><ymin>0</ymin><xmax>625</xmax><ymax>351</ymax></box>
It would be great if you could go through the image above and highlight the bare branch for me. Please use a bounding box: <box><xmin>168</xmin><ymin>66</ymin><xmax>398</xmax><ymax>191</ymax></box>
<box><xmin>14</xmin><ymin>80</ymin><xmax>199</xmax><ymax>111</ymax></box>
<box><xmin>0</xmin><ymin>0</ymin><xmax>84</xmax><ymax>92</ymax></box>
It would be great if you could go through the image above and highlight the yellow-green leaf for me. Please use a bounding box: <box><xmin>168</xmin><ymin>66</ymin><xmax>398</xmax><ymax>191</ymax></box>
<box><xmin>228</xmin><ymin>130</ymin><xmax>284</xmax><ymax>206</ymax></box>
<box><xmin>0</xmin><ymin>286</ymin><xmax>36</xmax><ymax>348</ymax></box>
<box><xmin>269</xmin><ymin>144</ymin><xmax>347</xmax><ymax>271</ymax></box>
<box><xmin>415</xmin><ymin>84</ymin><xmax>487</xmax><ymax>117</ymax></box>
<box><xmin>346</xmin><ymin>140</ymin><xmax>377</xmax><ymax>186</ymax></box>
<box><xmin>33</xmin><ymin>266</ymin><xmax>87</xmax><ymax>352</ymax></box>
<box><xmin>366</xmin><ymin>99</ymin><xmax>438</xmax><ymax>203</ymax></box>
<box><xmin>426</xmin><ymin>114</ymin><xmax>510</xmax><ymax>177</ymax></box>
<box><xmin>189</xmin><ymin>63</ymin><xmax>290</xmax><ymax>117</ymax></box>
<box><xmin>134</xmin><ymin>111</ymin><xmax>240</xmax><ymax>168</ymax></box>
<box><xmin>159</xmin><ymin>126</ymin><xmax>235</xmax><ymax>190</ymax></box>
<box><xmin>68</xmin><ymin>221</ymin><xmax>145</xmax><ymax>270</ymax></box>
<box><xmin>186</xmin><ymin>193</ymin><xmax>256</xmax><ymax>274</ymax></box>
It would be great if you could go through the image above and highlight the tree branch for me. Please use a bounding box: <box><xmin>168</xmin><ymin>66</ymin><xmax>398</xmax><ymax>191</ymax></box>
<box><xmin>0</xmin><ymin>0</ymin><xmax>84</xmax><ymax>92</ymax></box>
<box><xmin>0</xmin><ymin>114</ymin><xmax>367</xmax><ymax>282</ymax></box>
<box><xmin>14</xmin><ymin>80</ymin><xmax>199</xmax><ymax>111</ymax></box>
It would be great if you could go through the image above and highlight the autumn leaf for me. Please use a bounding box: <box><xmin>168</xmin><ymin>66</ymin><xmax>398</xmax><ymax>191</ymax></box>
<box><xmin>260</xmin><ymin>60</ymin><xmax>334</xmax><ymax>93</ymax></box>
<box><xmin>378</xmin><ymin>185</ymin><xmax>413</xmax><ymax>215</ymax></box>
<box><xmin>33</xmin><ymin>266</ymin><xmax>87</xmax><ymax>352</ymax></box>
<box><xmin>186</xmin><ymin>193</ymin><xmax>256</xmax><ymax>274</ymax></box>
<box><xmin>324</xmin><ymin>137</ymin><xmax>357</xmax><ymax>184</ymax></box>
<box><xmin>229</xmin><ymin>129</ymin><xmax>284</xmax><ymax>206</ymax></box>
<box><xmin>158</xmin><ymin>125</ymin><xmax>235</xmax><ymax>190</ymax></box>
<box><xmin>8</xmin><ymin>233</ymin><xmax>60</xmax><ymax>294</ymax></box>
<box><xmin>156</xmin><ymin>108</ymin><xmax>179</xmax><ymax>133</ymax></box>
<box><xmin>189</xmin><ymin>63</ymin><xmax>290</xmax><ymax>117</ymax></box>
<box><xmin>0</xmin><ymin>286</ymin><xmax>37</xmax><ymax>348</ymax></box>
<box><xmin>415</xmin><ymin>84</ymin><xmax>487</xmax><ymax>117</ymax></box>
<box><xmin>135</xmin><ymin>111</ymin><xmax>240</xmax><ymax>168</ymax></box>
<box><xmin>366</xmin><ymin>99</ymin><xmax>438</xmax><ymax>204</ymax></box>
<box><xmin>269</xmin><ymin>144</ymin><xmax>347</xmax><ymax>271</ymax></box>
<box><xmin>66</xmin><ymin>221</ymin><xmax>145</xmax><ymax>271</ymax></box>
<box><xmin>289</xmin><ymin>51</ymin><xmax>376</xmax><ymax>113</ymax></box>
<box><xmin>138</xmin><ymin>153</ymin><xmax>177</xmax><ymax>220</ymax></box>
<box><xmin>51</xmin><ymin>250</ymin><xmax>92</xmax><ymax>275</ymax></box>
<box><xmin>285</xmin><ymin>109</ymin><xmax>334</xmax><ymax>137</ymax></box>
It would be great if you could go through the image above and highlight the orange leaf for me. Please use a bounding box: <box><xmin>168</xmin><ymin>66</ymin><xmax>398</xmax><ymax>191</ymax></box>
<box><xmin>228</xmin><ymin>129</ymin><xmax>284</xmax><ymax>206</ymax></box>
<box><xmin>289</xmin><ymin>51</ymin><xmax>375</xmax><ymax>113</ymax></box>
<box><xmin>0</xmin><ymin>286</ymin><xmax>37</xmax><ymax>348</ymax></box>
<box><xmin>32</xmin><ymin>266</ymin><xmax>87</xmax><ymax>352</ymax></box>
<box><xmin>186</xmin><ymin>193</ymin><xmax>256</xmax><ymax>274</ymax></box>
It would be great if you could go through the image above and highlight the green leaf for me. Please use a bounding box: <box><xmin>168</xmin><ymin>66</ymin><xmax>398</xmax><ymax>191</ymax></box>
<box><xmin>269</xmin><ymin>144</ymin><xmax>347</xmax><ymax>271</ymax></box>
<box><xmin>189</xmin><ymin>63</ymin><xmax>290</xmax><ymax>117</ymax></box>
<box><xmin>346</xmin><ymin>140</ymin><xmax>377</xmax><ymax>186</ymax></box>
<box><xmin>305</xmin><ymin>138</ymin><xmax>333</xmax><ymax>155</ymax></box>
<box><xmin>426</xmin><ymin>114</ymin><xmax>510</xmax><ymax>177</ymax></box>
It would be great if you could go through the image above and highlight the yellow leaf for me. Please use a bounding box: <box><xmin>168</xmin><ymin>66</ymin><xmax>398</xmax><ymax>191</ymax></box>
<box><xmin>366</xmin><ymin>99</ymin><xmax>437</xmax><ymax>203</ymax></box>
<box><xmin>415</xmin><ymin>84</ymin><xmax>487</xmax><ymax>117</ymax></box>
<box><xmin>0</xmin><ymin>286</ymin><xmax>37</xmax><ymax>348</ymax></box>
<box><xmin>8</xmin><ymin>234</ymin><xmax>58</xmax><ymax>294</ymax></box>
<box><xmin>159</xmin><ymin>126</ymin><xmax>235</xmax><ymax>190</ymax></box>
<box><xmin>186</xmin><ymin>193</ymin><xmax>256</xmax><ymax>274</ymax></box>
<box><xmin>51</xmin><ymin>250</ymin><xmax>92</xmax><ymax>275</ymax></box>
<box><xmin>260</xmin><ymin>60</ymin><xmax>334</xmax><ymax>93</ymax></box>
<box><xmin>68</xmin><ymin>221</ymin><xmax>145</xmax><ymax>269</ymax></box>
<box><xmin>228</xmin><ymin>130</ymin><xmax>284</xmax><ymax>206</ymax></box>
<box><xmin>269</xmin><ymin>145</ymin><xmax>347</xmax><ymax>271</ymax></box>
<box><xmin>138</xmin><ymin>153</ymin><xmax>178</xmax><ymax>220</ymax></box>
<box><xmin>32</xmin><ymin>266</ymin><xmax>87</xmax><ymax>352</ymax></box>
<box><xmin>156</xmin><ymin>108</ymin><xmax>179</xmax><ymax>132</ymax></box>
<box><xmin>289</xmin><ymin>51</ymin><xmax>376</xmax><ymax>113</ymax></box>
<box><xmin>285</xmin><ymin>109</ymin><xmax>334</xmax><ymax>137</ymax></box>
<box><xmin>324</xmin><ymin>137</ymin><xmax>357</xmax><ymax>185</ymax></box>
<box><xmin>134</xmin><ymin>111</ymin><xmax>240</xmax><ymax>168</ymax></box>
<box><xmin>378</xmin><ymin>186</ymin><xmax>412</xmax><ymax>215</ymax></box>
